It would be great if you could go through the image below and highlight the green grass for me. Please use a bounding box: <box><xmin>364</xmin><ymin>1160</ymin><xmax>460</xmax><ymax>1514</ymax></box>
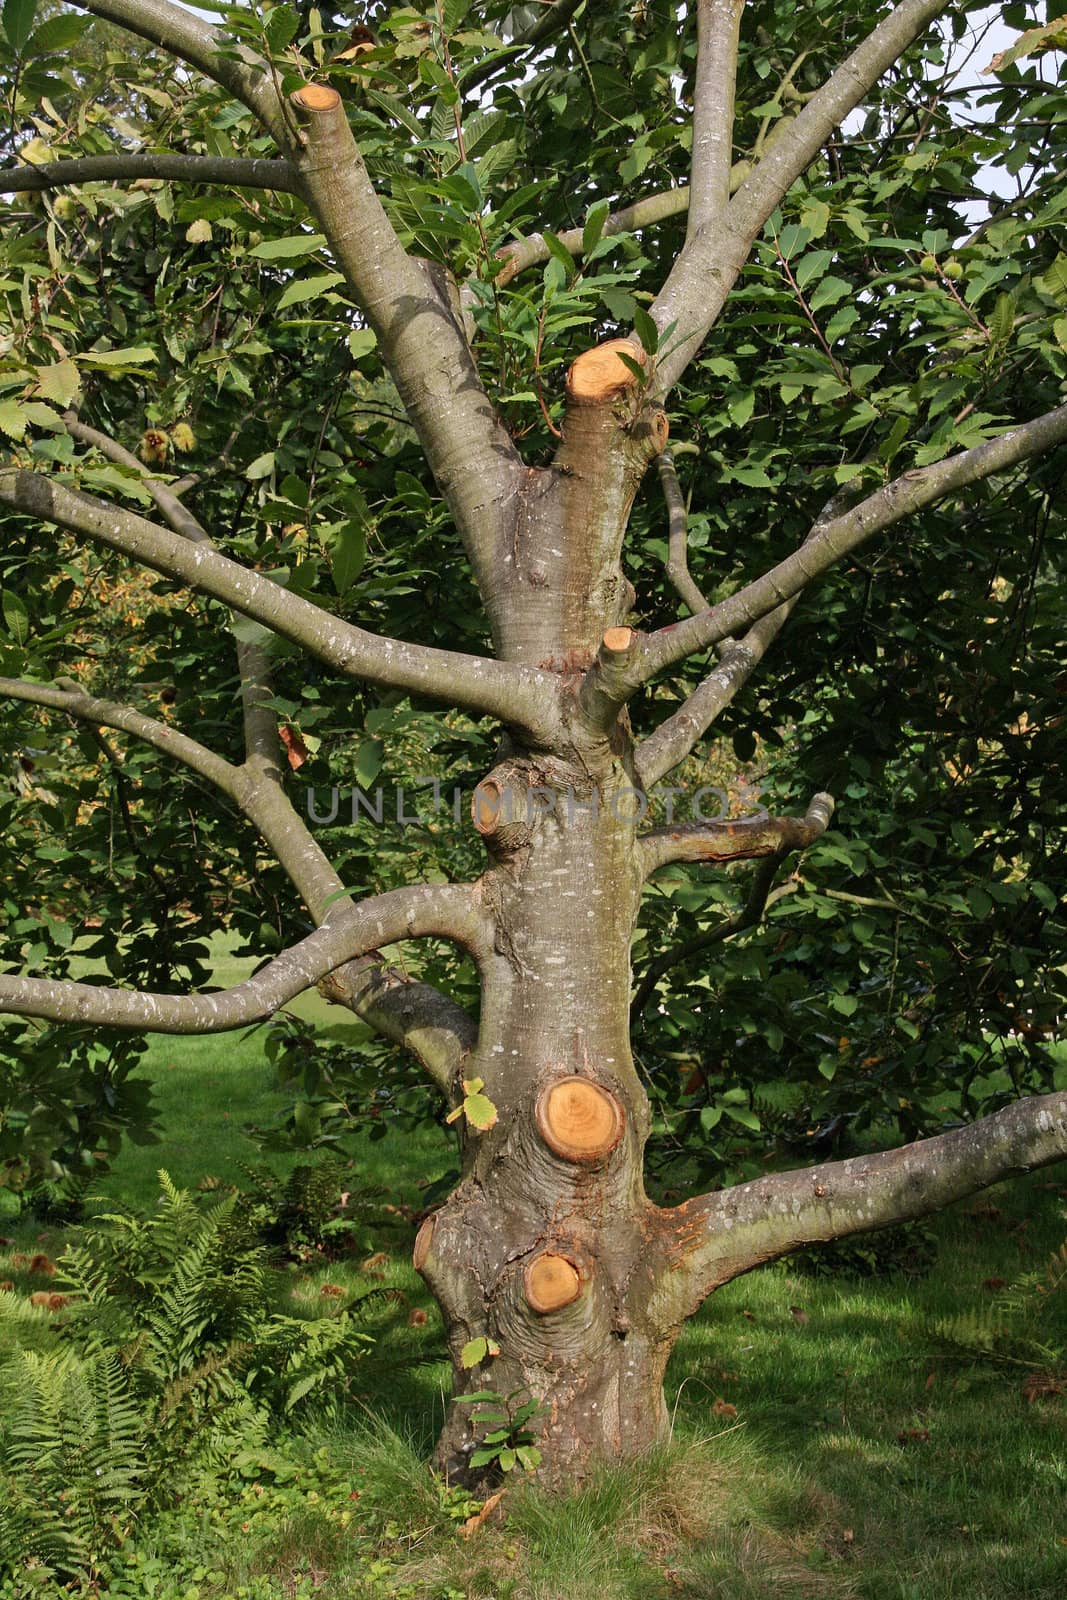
<box><xmin>2</xmin><ymin>1033</ymin><xmax>1065</xmax><ymax>1600</ymax></box>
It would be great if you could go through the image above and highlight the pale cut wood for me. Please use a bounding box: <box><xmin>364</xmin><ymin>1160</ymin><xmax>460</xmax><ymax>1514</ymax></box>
<box><xmin>413</xmin><ymin>1215</ymin><xmax>435</xmax><ymax>1271</ymax></box>
<box><xmin>525</xmin><ymin>1252</ymin><xmax>581</xmax><ymax>1313</ymax></box>
<box><xmin>566</xmin><ymin>339</ymin><xmax>645</xmax><ymax>403</ymax></box>
<box><xmin>292</xmin><ymin>83</ymin><xmax>342</xmax><ymax>112</ymax></box>
<box><xmin>536</xmin><ymin>1076</ymin><xmax>625</xmax><ymax>1162</ymax></box>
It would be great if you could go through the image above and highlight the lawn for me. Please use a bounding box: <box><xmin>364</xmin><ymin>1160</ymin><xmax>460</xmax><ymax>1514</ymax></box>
<box><xmin>1</xmin><ymin>1030</ymin><xmax>1064</xmax><ymax>1600</ymax></box>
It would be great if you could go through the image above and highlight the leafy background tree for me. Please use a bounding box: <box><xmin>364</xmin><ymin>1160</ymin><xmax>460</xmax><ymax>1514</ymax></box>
<box><xmin>0</xmin><ymin>0</ymin><xmax>1063</xmax><ymax>1493</ymax></box>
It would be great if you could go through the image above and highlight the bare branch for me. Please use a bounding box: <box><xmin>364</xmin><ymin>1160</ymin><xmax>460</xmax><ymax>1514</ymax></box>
<box><xmin>0</xmin><ymin>675</ymin><xmax>243</xmax><ymax>799</ymax></box>
<box><xmin>688</xmin><ymin>0</ymin><xmax>743</xmax><ymax>238</ymax></box>
<box><xmin>635</xmin><ymin>612</ymin><xmax>791</xmax><ymax>791</ymax></box>
<box><xmin>634</xmin><ymin>491</ymin><xmax>853</xmax><ymax>788</ymax></box>
<box><xmin>70</xmin><ymin>0</ymin><xmax>287</xmax><ymax>143</ymax></box>
<box><xmin>0</xmin><ymin>883</ymin><xmax>487</xmax><ymax>1035</ymax></box>
<box><xmin>656</xmin><ymin>450</ymin><xmax>709</xmax><ymax>616</ymax></box>
<box><xmin>632</xmin><ymin>852</ymin><xmax>788</xmax><ymax>1019</ymax></box>
<box><xmin>63</xmin><ymin>416</ymin><xmax>284</xmax><ymax>783</ymax></box>
<box><xmin>610</xmin><ymin>400</ymin><xmax>1067</xmax><ymax>693</ymax></box>
<box><xmin>492</xmin><ymin>186</ymin><xmax>691</xmax><ymax>290</ymax></box>
<box><xmin>650</xmin><ymin>1091</ymin><xmax>1067</xmax><ymax>1328</ymax></box>
<box><xmin>640</xmin><ymin>792</ymin><xmax>833</xmax><ymax>879</ymax></box>
<box><xmin>287</xmin><ymin>85</ymin><xmax>520</xmax><ymax>593</ymax></box>
<box><xmin>319</xmin><ymin>956</ymin><xmax>477</xmax><ymax>1099</ymax></box>
<box><xmin>0</xmin><ymin>468</ymin><xmax>558</xmax><ymax>739</ymax></box>
<box><xmin>0</xmin><ymin>154</ymin><xmax>297</xmax><ymax>196</ymax></box>
<box><xmin>651</xmin><ymin>0</ymin><xmax>949</xmax><ymax>391</ymax></box>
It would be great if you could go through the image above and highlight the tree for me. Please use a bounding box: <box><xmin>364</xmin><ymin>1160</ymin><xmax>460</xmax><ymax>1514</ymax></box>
<box><xmin>0</xmin><ymin>0</ymin><xmax>1065</xmax><ymax>1483</ymax></box>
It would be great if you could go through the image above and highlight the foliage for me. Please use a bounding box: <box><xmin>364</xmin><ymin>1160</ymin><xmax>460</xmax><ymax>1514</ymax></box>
<box><xmin>0</xmin><ymin>1171</ymin><xmax>374</xmax><ymax>1586</ymax></box>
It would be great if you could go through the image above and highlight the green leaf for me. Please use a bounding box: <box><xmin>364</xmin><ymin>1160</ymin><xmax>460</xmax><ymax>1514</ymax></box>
<box><xmin>2</xmin><ymin>0</ymin><xmax>36</xmax><ymax>51</ymax></box>
<box><xmin>249</xmin><ymin>233</ymin><xmax>328</xmax><ymax>260</ymax></box>
<box><xmin>461</xmin><ymin>1336</ymin><xmax>488</xmax><ymax>1368</ymax></box>
<box><xmin>330</xmin><ymin>521</ymin><xmax>366</xmax><ymax>595</ymax></box>
<box><xmin>808</xmin><ymin>275</ymin><xmax>851</xmax><ymax>312</ymax></box>
<box><xmin>463</xmin><ymin>1091</ymin><xmax>498</xmax><ymax>1131</ymax></box>
<box><xmin>541</xmin><ymin>230</ymin><xmax>575</xmax><ymax>280</ymax></box>
<box><xmin>1</xmin><ymin>591</ymin><xmax>30</xmax><ymax>645</ymax></box>
<box><xmin>35</xmin><ymin>358</ymin><xmax>80</xmax><ymax>408</ymax></box>
<box><xmin>263</xmin><ymin>4</ymin><xmax>300</xmax><ymax>52</ymax></box>
<box><xmin>633</xmin><ymin>305</ymin><xmax>659</xmax><ymax>356</ymax></box>
<box><xmin>723</xmin><ymin>1105</ymin><xmax>761</xmax><ymax>1132</ymax></box>
<box><xmin>277</xmin><ymin>272</ymin><xmax>345</xmax><ymax>309</ymax></box>
<box><xmin>347</xmin><ymin>328</ymin><xmax>377</xmax><ymax>361</ymax></box>
<box><xmin>795</xmin><ymin>249</ymin><xmax>834</xmax><ymax>291</ymax></box>
<box><xmin>79</xmin><ymin>346</ymin><xmax>157</xmax><ymax>370</ymax></box>
<box><xmin>27</xmin><ymin>12</ymin><xmax>88</xmax><ymax>52</ymax></box>
<box><xmin>0</xmin><ymin>399</ymin><xmax>26</xmax><ymax>441</ymax></box>
<box><xmin>582</xmin><ymin>199</ymin><xmax>610</xmax><ymax>257</ymax></box>
<box><xmin>245</xmin><ymin>452</ymin><xmax>276</xmax><ymax>480</ymax></box>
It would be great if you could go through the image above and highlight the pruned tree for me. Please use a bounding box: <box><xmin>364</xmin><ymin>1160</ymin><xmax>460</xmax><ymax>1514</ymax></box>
<box><xmin>0</xmin><ymin>0</ymin><xmax>1065</xmax><ymax>1482</ymax></box>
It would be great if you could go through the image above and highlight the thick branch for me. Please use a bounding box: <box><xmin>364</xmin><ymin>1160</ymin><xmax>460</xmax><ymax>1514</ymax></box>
<box><xmin>640</xmin><ymin>792</ymin><xmax>833</xmax><ymax>878</ymax></box>
<box><xmin>0</xmin><ymin>155</ymin><xmax>297</xmax><ymax>196</ymax></box>
<box><xmin>0</xmin><ymin>883</ymin><xmax>486</xmax><ymax>1035</ymax></box>
<box><xmin>0</xmin><ymin>469</ymin><xmax>557</xmax><ymax>738</ymax></box>
<box><xmin>70</xmin><ymin>0</ymin><xmax>286</xmax><ymax>143</ymax></box>
<box><xmin>287</xmin><ymin>85</ymin><xmax>519</xmax><ymax>597</ymax></box>
<box><xmin>688</xmin><ymin>0</ymin><xmax>743</xmax><ymax>239</ymax></box>
<box><xmin>319</xmin><ymin>956</ymin><xmax>477</xmax><ymax>1099</ymax></box>
<box><xmin>0</xmin><ymin>675</ymin><xmax>244</xmax><ymax>801</ymax></box>
<box><xmin>650</xmin><ymin>1091</ymin><xmax>1067</xmax><ymax>1328</ymax></box>
<box><xmin>628</xmin><ymin>400</ymin><xmax>1067</xmax><ymax>684</ymax></box>
<box><xmin>651</xmin><ymin>0</ymin><xmax>949</xmax><ymax>391</ymax></box>
<box><xmin>632</xmin><ymin>852</ymin><xmax>787</xmax><ymax>1019</ymax></box>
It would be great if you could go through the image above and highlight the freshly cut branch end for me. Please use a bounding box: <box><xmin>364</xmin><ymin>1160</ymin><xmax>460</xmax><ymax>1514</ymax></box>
<box><xmin>291</xmin><ymin>83</ymin><xmax>343</xmax><ymax>113</ymax></box>
<box><xmin>567</xmin><ymin>339</ymin><xmax>646</xmax><ymax>404</ymax></box>
<box><xmin>472</xmin><ymin>779</ymin><xmax>504</xmax><ymax>836</ymax></box>
<box><xmin>413</xmin><ymin>1216</ymin><xmax>435</xmax><ymax>1272</ymax></box>
<box><xmin>524</xmin><ymin>1252</ymin><xmax>582</xmax><ymax>1314</ymax></box>
<box><xmin>536</xmin><ymin>1076</ymin><xmax>625</xmax><ymax>1162</ymax></box>
<box><xmin>602</xmin><ymin>626</ymin><xmax>635</xmax><ymax>656</ymax></box>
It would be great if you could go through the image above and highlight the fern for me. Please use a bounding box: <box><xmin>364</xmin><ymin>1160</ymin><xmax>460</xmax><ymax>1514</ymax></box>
<box><xmin>921</xmin><ymin>1228</ymin><xmax>1066</xmax><ymax>1371</ymax></box>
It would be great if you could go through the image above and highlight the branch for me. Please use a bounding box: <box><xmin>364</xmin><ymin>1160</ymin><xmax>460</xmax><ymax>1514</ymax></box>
<box><xmin>461</xmin><ymin>0</ymin><xmax>583</xmax><ymax>95</ymax></box>
<box><xmin>69</xmin><ymin>0</ymin><xmax>287</xmax><ymax>143</ymax></box>
<box><xmin>493</xmin><ymin>186</ymin><xmax>691</xmax><ymax>290</ymax></box>
<box><xmin>623</xmin><ymin>400</ymin><xmax>1067</xmax><ymax>688</ymax></box>
<box><xmin>0</xmin><ymin>155</ymin><xmax>297</xmax><ymax>196</ymax></box>
<box><xmin>319</xmin><ymin>956</ymin><xmax>477</xmax><ymax>1099</ymax></box>
<box><xmin>0</xmin><ymin>882</ymin><xmax>486</xmax><ymax>1035</ymax></box>
<box><xmin>286</xmin><ymin>85</ymin><xmax>520</xmax><ymax>591</ymax></box>
<box><xmin>634</xmin><ymin>491</ymin><xmax>851</xmax><ymax>788</ymax></box>
<box><xmin>632</xmin><ymin>852</ymin><xmax>788</xmax><ymax>1019</ymax></box>
<box><xmin>0</xmin><ymin>468</ymin><xmax>558</xmax><ymax>739</ymax></box>
<box><xmin>656</xmin><ymin>450</ymin><xmax>708</xmax><ymax>615</ymax></box>
<box><xmin>650</xmin><ymin>1091</ymin><xmax>1067</xmax><ymax>1328</ymax></box>
<box><xmin>0</xmin><ymin>675</ymin><xmax>244</xmax><ymax>800</ymax></box>
<box><xmin>688</xmin><ymin>0</ymin><xmax>743</xmax><ymax>239</ymax></box>
<box><xmin>651</xmin><ymin>0</ymin><xmax>949</xmax><ymax>391</ymax></box>
<box><xmin>62</xmin><ymin>415</ymin><xmax>284</xmax><ymax>784</ymax></box>
<box><xmin>640</xmin><ymin>792</ymin><xmax>833</xmax><ymax>878</ymax></box>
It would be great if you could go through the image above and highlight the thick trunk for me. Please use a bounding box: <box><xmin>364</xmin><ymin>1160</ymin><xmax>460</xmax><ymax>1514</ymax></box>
<box><xmin>411</xmin><ymin>362</ymin><xmax>679</xmax><ymax>1478</ymax></box>
<box><xmin>415</xmin><ymin>743</ymin><xmax>679</xmax><ymax>1483</ymax></box>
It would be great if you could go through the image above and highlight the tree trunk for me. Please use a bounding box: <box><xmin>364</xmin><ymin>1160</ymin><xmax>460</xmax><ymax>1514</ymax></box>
<box><xmin>412</xmin><ymin>347</ymin><xmax>682</xmax><ymax>1482</ymax></box>
<box><xmin>415</xmin><ymin>745</ymin><xmax>682</xmax><ymax>1483</ymax></box>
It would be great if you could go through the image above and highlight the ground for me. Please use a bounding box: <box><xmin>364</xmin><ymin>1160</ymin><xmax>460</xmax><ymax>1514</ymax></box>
<box><xmin>1</xmin><ymin>1017</ymin><xmax>1064</xmax><ymax>1600</ymax></box>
